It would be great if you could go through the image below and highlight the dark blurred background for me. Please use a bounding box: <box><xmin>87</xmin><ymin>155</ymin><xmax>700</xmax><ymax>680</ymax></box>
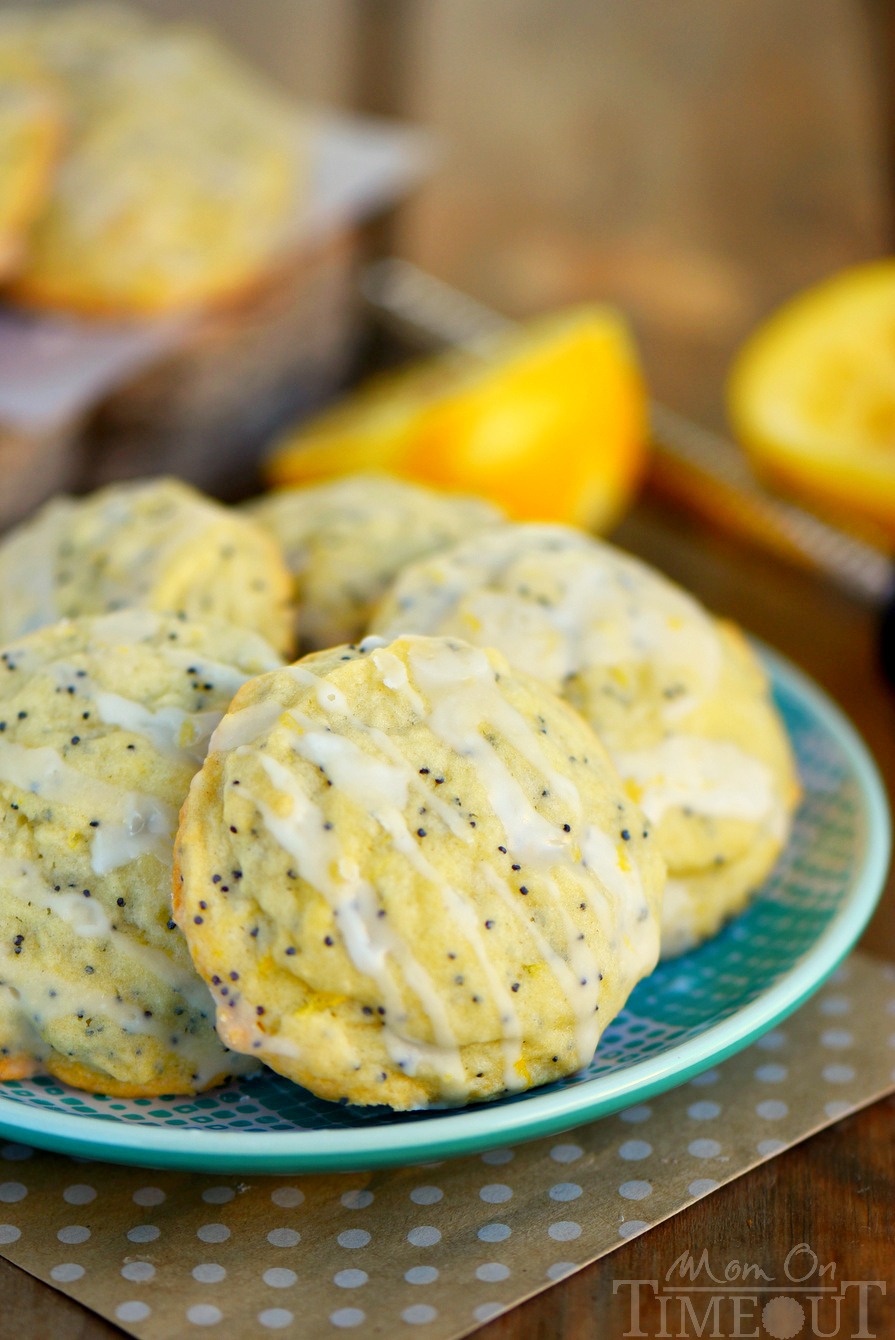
<box><xmin>129</xmin><ymin>0</ymin><xmax>891</xmax><ymax>432</ymax></box>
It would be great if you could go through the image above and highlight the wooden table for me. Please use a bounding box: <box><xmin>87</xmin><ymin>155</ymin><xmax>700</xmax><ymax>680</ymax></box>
<box><xmin>0</xmin><ymin>482</ymin><xmax>891</xmax><ymax>1339</ymax></box>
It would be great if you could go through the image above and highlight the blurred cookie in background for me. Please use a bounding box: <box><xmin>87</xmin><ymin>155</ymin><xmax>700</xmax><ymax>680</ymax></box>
<box><xmin>0</xmin><ymin>476</ymin><xmax>295</xmax><ymax>655</ymax></box>
<box><xmin>248</xmin><ymin>473</ymin><xmax>503</xmax><ymax>652</ymax></box>
<box><xmin>0</xmin><ymin>2</ymin><xmax>306</xmax><ymax>314</ymax></box>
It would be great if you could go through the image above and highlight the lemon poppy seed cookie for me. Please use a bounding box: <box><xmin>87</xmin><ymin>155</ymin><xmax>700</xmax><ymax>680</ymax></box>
<box><xmin>1</xmin><ymin>7</ymin><xmax>303</xmax><ymax>315</ymax></box>
<box><xmin>0</xmin><ymin>610</ymin><xmax>282</xmax><ymax>1095</ymax></box>
<box><xmin>174</xmin><ymin>633</ymin><xmax>665</xmax><ymax>1110</ymax></box>
<box><xmin>248</xmin><ymin>474</ymin><xmax>503</xmax><ymax>653</ymax></box>
<box><xmin>0</xmin><ymin>477</ymin><xmax>294</xmax><ymax>655</ymax></box>
<box><xmin>371</xmin><ymin>525</ymin><xmax>800</xmax><ymax>958</ymax></box>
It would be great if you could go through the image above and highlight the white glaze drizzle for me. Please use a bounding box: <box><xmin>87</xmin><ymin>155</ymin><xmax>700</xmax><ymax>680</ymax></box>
<box><xmin>247</xmin><ymin>752</ymin><xmax>468</xmax><ymax>1096</ymax></box>
<box><xmin>94</xmin><ymin>691</ymin><xmax>222</xmax><ymax>764</ymax></box>
<box><xmin>0</xmin><ymin>741</ymin><xmax>177</xmax><ymax>874</ymax></box>
<box><xmin>613</xmin><ymin>736</ymin><xmax>776</xmax><ymax>826</ymax></box>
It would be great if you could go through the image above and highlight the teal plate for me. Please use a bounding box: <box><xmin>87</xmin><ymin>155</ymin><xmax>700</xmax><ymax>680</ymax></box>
<box><xmin>0</xmin><ymin>648</ymin><xmax>888</xmax><ymax>1173</ymax></box>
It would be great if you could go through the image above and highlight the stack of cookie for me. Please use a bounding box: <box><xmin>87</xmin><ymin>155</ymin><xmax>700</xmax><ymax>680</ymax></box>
<box><xmin>0</xmin><ymin>472</ymin><xmax>799</xmax><ymax>1110</ymax></box>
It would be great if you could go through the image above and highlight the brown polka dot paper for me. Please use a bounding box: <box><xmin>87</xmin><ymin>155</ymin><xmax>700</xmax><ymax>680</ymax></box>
<box><xmin>0</xmin><ymin>952</ymin><xmax>892</xmax><ymax>1340</ymax></box>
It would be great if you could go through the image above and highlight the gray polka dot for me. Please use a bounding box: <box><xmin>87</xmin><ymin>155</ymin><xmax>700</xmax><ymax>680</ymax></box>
<box><xmin>405</xmin><ymin>1266</ymin><xmax>438</xmax><ymax>1285</ymax></box>
<box><xmin>116</xmin><ymin>1302</ymin><xmax>150</xmax><ymax>1323</ymax></box>
<box><xmin>268</xmin><ymin>1228</ymin><xmax>300</xmax><ymax>1248</ymax></box>
<box><xmin>193</xmin><ymin>1264</ymin><xmax>227</xmax><ymax>1284</ymax></box>
<box><xmin>50</xmin><ymin>1263</ymin><xmax>84</xmax><ymax>1283</ymax></box>
<box><xmin>187</xmin><ymin>1304</ymin><xmax>222</xmax><ymax>1326</ymax></box>
<box><xmin>407</xmin><ymin>1226</ymin><xmax>441</xmax><ymax>1247</ymax></box>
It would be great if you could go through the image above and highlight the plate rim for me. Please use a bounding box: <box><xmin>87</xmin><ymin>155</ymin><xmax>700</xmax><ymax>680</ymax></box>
<box><xmin>0</xmin><ymin>646</ymin><xmax>888</xmax><ymax>1172</ymax></box>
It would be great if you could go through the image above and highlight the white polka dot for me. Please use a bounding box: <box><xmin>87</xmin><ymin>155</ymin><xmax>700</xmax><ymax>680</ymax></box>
<box><xmin>476</xmin><ymin>1262</ymin><xmax>510</xmax><ymax>1282</ymax></box>
<box><xmin>410</xmin><ymin>1186</ymin><xmax>442</xmax><ymax>1206</ymax></box>
<box><xmin>754</xmin><ymin>1064</ymin><xmax>787</xmax><ymax>1083</ymax></box>
<box><xmin>407</xmin><ymin>1226</ymin><xmax>441</xmax><ymax>1247</ymax></box>
<box><xmin>757</xmin><ymin>1138</ymin><xmax>786</xmax><ymax>1156</ymax></box>
<box><xmin>402</xmin><ymin>1304</ymin><xmax>437</xmax><ymax>1324</ymax></box>
<box><xmin>50</xmin><ymin>1263</ymin><xmax>84</xmax><ymax>1283</ymax></box>
<box><xmin>479</xmin><ymin>1183</ymin><xmax>512</xmax><ymax>1204</ymax></box>
<box><xmin>477</xmin><ymin>1222</ymin><xmax>510</xmax><ymax>1243</ymax></box>
<box><xmin>133</xmin><ymin>1187</ymin><xmax>165</xmax><ymax>1207</ymax></box>
<box><xmin>0</xmin><ymin>1183</ymin><xmax>26</xmax><ymax>1203</ymax></box>
<box><xmin>329</xmin><ymin>1308</ymin><xmax>364</xmax><ymax>1329</ymax></box>
<box><xmin>193</xmin><ymin>1264</ymin><xmax>226</xmax><ymax>1284</ymax></box>
<box><xmin>820</xmin><ymin>995</ymin><xmax>851</xmax><ymax>1016</ymax></box>
<box><xmin>824</xmin><ymin>1100</ymin><xmax>851</xmax><ymax>1120</ymax></box>
<box><xmin>687</xmin><ymin>1101</ymin><xmax>721</xmax><ymax>1121</ymax></box>
<box><xmin>270</xmin><ymin>1187</ymin><xmax>304</xmax><ymax>1208</ymax></box>
<box><xmin>688</xmin><ymin>1139</ymin><xmax>721</xmax><ymax>1159</ymax></box>
<box><xmin>548</xmin><ymin>1220</ymin><xmax>581</xmax><ymax>1241</ymax></box>
<box><xmin>202</xmin><ymin>1187</ymin><xmax>235</xmax><ymax>1205</ymax></box>
<box><xmin>546</xmin><ymin>1262</ymin><xmax>576</xmax><ymax>1281</ymax></box>
<box><xmin>756</xmin><ymin>1030</ymin><xmax>786</xmax><ymax>1051</ymax></box>
<box><xmin>756</xmin><ymin>1100</ymin><xmax>788</xmax><ymax>1120</ymax></box>
<box><xmin>618</xmin><ymin>1220</ymin><xmax>649</xmax><ymax>1239</ymax></box>
<box><xmin>268</xmin><ymin>1228</ymin><xmax>300</xmax><ymax>1248</ymax></box>
<box><xmin>688</xmin><ymin>1178</ymin><xmax>719</xmax><ymax>1196</ymax></box>
<box><xmin>481</xmin><ymin>1148</ymin><xmax>514</xmax><ymax>1165</ymax></box>
<box><xmin>116</xmin><ymin>1302</ymin><xmax>151</xmax><ymax>1323</ymax></box>
<box><xmin>63</xmin><ymin>1185</ymin><xmax>96</xmax><ymax>1206</ymax></box>
<box><xmin>618</xmin><ymin>1139</ymin><xmax>652</xmax><ymax>1161</ymax></box>
<box><xmin>187</xmin><ymin>1304</ymin><xmax>222</xmax><ymax>1326</ymax></box>
<box><xmin>473</xmin><ymin>1303</ymin><xmax>504</xmax><ymax>1324</ymax></box>
<box><xmin>335</xmin><ymin>1269</ymin><xmax>369</xmax><ymax>1289</ymax></box>
<box><xmin>619</xmin><ymin>1105</ymin><xmax>651</xmax><ymax>1124</ymax></box>
<box><xmin>197</xmin><ymin>1224</ymin><xmax>230</xmax><ymax>1244</ymax></box>
<box><xmin>1</xmin><ymin>1145</ymin><xmax>31</xmax><ymax>1161</ymax></box>
<box><xmin>338</xmin><ymin>1229</ymin><xmax>371</xmax><ymax>1249</ymax></box>
<box><xmin>690</xmin><ymin>1069</ymin><xmax>720</xmax><ymax>1087</ymax></box>
<box><xmin>618</xmin><ymin>1180</ymin><xmax>652</xmax><ymax>1201</ymax></box>
<box><xmin>57</xmin><ymin>1225</ymin><xmax>90</xmax><ymax>1245</ymax></box>
<box><xmin>340</xmin><ymin>1189</ymin><xmax>374</xmax><ymax>1210</ymax></box>
<box><xmin>121</xmin><ymin>1262</ymin><xmax>156</xmax><ymax>1282</ymax></box>
<box><xmin>821</xmin><ymin>1029</ymin><xmax>853</xmax><ymax>1049</ymax></box>
<box><xmin>550</xmin><ymin>1143</ymin><xmax>583</xmax><ymax>1163</ymax></box>
<box><xmin>259</xmin><ymin>1309</ymin><xmax>294</xmax><ymax>1330</ymax></box>
<box><xmin>823</xmin><ymin>1064</ymin><xmax>855</xmax><ymax>1084</ymax></box>
<box><xmin>127</xmin><ymin>1225</ymin><xmax>160</xmax><ymax>1244</ymax></box>
<box><xmin>263</xmin><ymin>1268</ymin><xmax>297</xmax><ymax>1288</ymax></box>
<box><xmin>405</xmin><ymin>1267</ymin><xmax>437</xmax><ymax>1285</ymax></box>
<box><xmin>549</xmin><ymin>1182</ymin><xmax>582</xmax><ymax>1202</ymax></box>
<box><xmin>0</xmin><ymin>1225</ymin><xmax>20</xmax><ymax>1244</ymax></box>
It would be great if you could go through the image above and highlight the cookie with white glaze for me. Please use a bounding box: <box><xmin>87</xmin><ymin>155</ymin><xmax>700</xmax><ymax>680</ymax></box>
<box><xmin>0</xmin><ymin>609</ymin><xmax>282</xmax><ymax>1095</ymax></box>
<box><xmin>0</xmin><ymin>477</ymin><xmax>294</xmax><ymax>656</ymax></box>
<box><xmin>370</xmin><ymin>524</ymin><xmax>800</xmax><ymax>958</ymax></box>
<box><xmin>174</xmin><ymin>633</ymin><xmax>664</xmax><ymax>1110</ymax></box>
<box><xmin>0</xmin><ymin>6</ymin><xmax>303</xmax><ymax>315</ymax></box>
<box><xmin>248</xmin><ymin>474</ymin><xmax>503</xmax><ymax>653</ymax></box>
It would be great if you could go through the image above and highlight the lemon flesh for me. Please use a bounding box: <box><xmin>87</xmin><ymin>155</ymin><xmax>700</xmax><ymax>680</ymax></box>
<box><xmin>728</xmin><ymin>259</ymin><xmax>895</xmax><ymax>532</ymax></box>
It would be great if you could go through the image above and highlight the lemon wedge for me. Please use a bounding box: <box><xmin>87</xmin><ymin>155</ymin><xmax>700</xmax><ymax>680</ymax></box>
<box><xmin>264</xmin><ymin>305</ymin><xmax>648</xmax><ymax>532</ymax></box>
<box><xmin>728</xmin><ymin>260</ymin><xmax>895</xmax><ymax>532</ymax></box>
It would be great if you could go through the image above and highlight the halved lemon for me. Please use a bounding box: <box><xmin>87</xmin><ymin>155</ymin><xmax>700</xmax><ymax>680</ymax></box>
<box><xmin>264</xmin><ymin>305</ymin><xmax>648</xmax><ymax>532</ymax></box>
<box><xmin>728</xmin><ymin>260</ymin><xmax>895</xmax><ymax>533</ymax></box>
